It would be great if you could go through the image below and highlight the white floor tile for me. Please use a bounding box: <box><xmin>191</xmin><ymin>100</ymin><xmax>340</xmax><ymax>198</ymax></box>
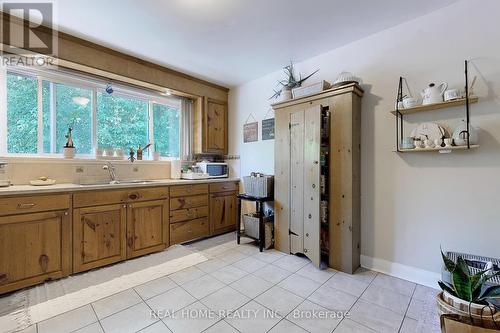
<box><xmin>296</xmin><ymin>263</ymin><xmax>337</xmax><ymax>284</ymax></box>
<box><xmin>371</xmin><ymin>274</ymin><xmax>416</xmax><ymax>297</ymax></box>
<box><xmin>134</xmin><ymin>276</ymin><xmax>178</xmax><ymax>300</ymax></box>
<box><xmin>400</xmin><ymin>317</ymin><xmax>418</xmax><ymax>333</ymax></box>
<box><xmin>137</xmin><ymin>321</ymin><xmax>172</xmax><ymax>333</ymax></box>
<box><xmin>350</xmin><ymin>268</ymin><xmax>378</xmax><ymax>284</ymax></box>
<box><xmin>232</xmin><ymin>256</ymin><xmax>268</xmax><ymax>273</ymax></box>
<box><xmin>73</xmin><ymin>322</ymin><xmax>104</xmax><ymax>333</ymax></box>
<box><xmin>225</xmin><ymin>300</ymin><xmax>281</xmax><ymax>333</ymax></box>
<box><xmin>162</xmin><ymin>301</ymin><xmax>220</xmax><ymax>333</ymax></box>
<box><xmin>360</xmin><ymin>284</ymin><xmax>411</xmax><ymax>315</ymax></box>
<box><xmin>92</xmin><ymin>289</ymin><xmax>142</xmax><ymax>319</ymax></box>
<box><xmin>203</xmin><ymin>320</ymin><xmax>239</xmax><ymax>333</ymax></box>
<box><xmin>412</xmin><ymin>284</ymin><xmax>440</xmax><ymax>301</ymax></box>
<box><xmin>38</xmin><ymin>305</ymin><xmax>97</xmax><ymax>333</ymax></box>
<box><xmin>146</xmin><ymin>286</ymin><xmax>196</xmax><ymax>313</ymax></box>
<box><xmin>100</xmin><ymin>302</ymin><xmax>158</xmax><ymax>333</ymax></box>
<box><xmin>324</xmin><ymin>272</ymin><xmax>370</xmax><ymax>297</ymax></box>
<box><xmin>253</xmin><ymin>264</ymin><xmax>292</xmax><ymax>284</ymax></box>
<box><xmin>406</xmin><ymin>298</ymin><xmax>424</xmax><ymax>320</ymax></box>
<box><xmin>273</xmin><ymin>255</ymin><xmax>309</xmax><ymax>272</ymax></box>
<box><xmin>307</xmin><ymin>285</ymin><xmax>357</xmax><ymax>311</ymax></box>
<box><xmin>182</xmin><ymin>274</ymin><xmax>225</xmax><ymax>299</ymax></box>
<box><xmin>234</xmin><ymin>243</ymin><xmax>261</xmax><ymax>255</ymax></box>
<box><xmin>168</xmin><ymin>266</ymin><xmax>206</xmax><ymax>285</ymax></box>
<box><xmin>255</xmin><ymin>286</ymin><xmax>304</xmax><ymax>317</ymax></box>
<box><xmin>252</xmin><ymin>249</ymin><xmax>286</xmax><ymax>263</ymax></box>
<box><xmin>268</xmin><ymin>319</ymin><xmax>308</xmax><ymax>333</ymax></box>
<box><xmin>195</xmin><ymin>258</ymin><xmax>229</xmax><ymax>274</ymax></box>
<box><xmin>230</xmin><ymin>274</ymin><xmax>273</xmax><ymax>298</ymax></box>
<box><xmin>201</xmin><ymin>286</ymin><xmax>250</xmax><ymax>314</ymax></box>
<box><xmin>210</xmin><ymin>265</ymin><xmax>247</xmax><ymax>284</ymax></box>
<box><xmin>278</xmin><ymin>274</ymin><xmax>322</xmax><ymax>298</ymax></box>
<box><xmin>333</xmin><ymin>319</ymin><xmax>376</xmax><ymax>332</ymax></box>
<box><xmin>349</xmin><ymin>299</ymin><xmax>403</xmax><ymax>333</ymax></box>
<box><xmin>216</xmin><ymin>249</ymin><xmax>249</xmax><ymax>264</ymax></box>
<box><xmin>286</xmin><ymin>300</ymin><xmax>343</xmax><ymax>333</ymax></box>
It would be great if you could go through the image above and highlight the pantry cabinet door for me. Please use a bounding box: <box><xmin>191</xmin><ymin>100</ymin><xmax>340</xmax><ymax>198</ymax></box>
<box><xmin>303</xmin><ymin>106</ymin><xmax>321</xmax><ymax>267</ymax></box>
<box><xmin>289</xmin><ymin>110</ymin><xmax>304</xmax><ymax>255</ymax></box>
<box><xmin>73</xmin><ymin>204</ymin><xmax>127</xmax><ymax>273</ymax></box>
<box><xmin>127</xmin><ymin>200</ymin><xmax>168</xmax><ymax>258</ymax></box>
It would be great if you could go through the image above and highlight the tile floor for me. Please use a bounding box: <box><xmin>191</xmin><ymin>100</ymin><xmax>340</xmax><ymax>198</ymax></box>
<box><xmin>15</xmin><ymin>233</ymin><xmax>441</xmax><ymax>333</ymax></box>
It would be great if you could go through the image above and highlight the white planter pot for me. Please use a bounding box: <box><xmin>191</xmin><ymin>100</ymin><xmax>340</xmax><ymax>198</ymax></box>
<box><xmin>63</xmin><ymin>147</ymin><xmax>75</xmax><ymax>159</ymax></box>
<box><xmin>280</xmin><ymin>88</ymin><xmax>292</xmax><ymax>101</ymax></box>
<box><xmin>153</xmin><ymin>152</ymin><xmax>161</xmax><ymax>161</ymax></box>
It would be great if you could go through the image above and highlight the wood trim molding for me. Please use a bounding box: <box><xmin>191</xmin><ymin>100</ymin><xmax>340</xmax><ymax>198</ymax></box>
<box><xmin>0</xmin><ymin>11</ymin><xmax>229</xmax><ymax>100</ymax></box>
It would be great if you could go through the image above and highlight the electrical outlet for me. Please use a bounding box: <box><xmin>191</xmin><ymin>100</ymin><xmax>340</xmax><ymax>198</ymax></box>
<box><xmin>75</xmin><ymin>166</ymin><xmax>84</xmax><ymax>173</ymax></box>
<box><xmin>133</xmin><ymin>167</ymin><xmax>139</xmax><ymax>172</ymax></box>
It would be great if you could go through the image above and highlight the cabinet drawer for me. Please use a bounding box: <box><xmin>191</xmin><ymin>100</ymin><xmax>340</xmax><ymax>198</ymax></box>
<box><xmin>0</xmin><ymin>194</ymin><xmax>70</xmax><ymax>216</ymax></box>
<box><xmin>170</xmin><ymin>206</ymin><xmax>208</xmax><ymax>223</ymax></box>
<box><xmin>210</xmin><ymin>182</ymin><xmax>238</xmax><ymax>193</ymax></box>
<box><xmin>170</xmin><ymin>184</ymin><xmax>208</xmax><ymax>197</ymax></box>
<box><xmin>74</xmin><ymin>187</ymin><xmax>169</xmax><ymax>207</ymax></box>
<box><xmin>170</xmin><ymin>218</ymin><xmax>209</xmax><ymax>245</ymax></box>
<box><xmin>170</xmin><ymin>195</ymin><xmax>208</xmax><ymax>211</ymax></box>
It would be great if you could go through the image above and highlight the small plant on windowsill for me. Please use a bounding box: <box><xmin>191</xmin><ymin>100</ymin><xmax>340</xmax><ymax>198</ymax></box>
<box><xmin>437</xmin><ymin>250</ymin><xmax>500</xmax><ymax>329</ymax></box>
<box><xmin>63</xmin><ymin>126</ymin><xmax>75</xmax><ymax>159</ymax></box>
<box><xmin>270</xmin><ymin>62</ymin><xmax>318</xmax><ymax>101</ymax></box>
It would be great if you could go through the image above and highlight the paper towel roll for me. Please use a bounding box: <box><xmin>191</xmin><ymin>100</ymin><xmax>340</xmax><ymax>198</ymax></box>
<box><xmin>170</xmin><ymin>160</ymin><xmax>181</xmax><ymax>179</ymax></box>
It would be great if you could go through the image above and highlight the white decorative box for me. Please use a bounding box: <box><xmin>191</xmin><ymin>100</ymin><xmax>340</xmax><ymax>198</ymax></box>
<box><xmin>292</xmin><ymin>80</ymin><xmax>331</xmax><ymax>99</ymax></box>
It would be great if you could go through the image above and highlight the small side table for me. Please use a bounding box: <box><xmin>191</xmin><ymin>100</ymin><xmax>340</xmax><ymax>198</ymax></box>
<box><xmin>236</xmin><ymin>194</ymin><xmax>274</xmax><ymax>252</ymax></box>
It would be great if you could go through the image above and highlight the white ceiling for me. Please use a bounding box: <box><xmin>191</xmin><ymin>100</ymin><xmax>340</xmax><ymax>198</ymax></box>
<box><xmin>48</xmin><ymin>0</ymin><xmax>458</xmax><ymax>88</ymax></box>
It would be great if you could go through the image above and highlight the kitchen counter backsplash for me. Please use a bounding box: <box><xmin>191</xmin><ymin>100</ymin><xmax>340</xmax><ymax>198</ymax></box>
<box><xmin>1</xmin><ymin>158</ymin><xmax>171</xmax><ymax>185</ymax></box>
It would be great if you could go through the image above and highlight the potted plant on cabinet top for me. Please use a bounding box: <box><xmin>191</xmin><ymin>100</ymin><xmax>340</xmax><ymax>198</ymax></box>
<box><xmin>437</xmin><ymin>251</ymin><xmax>500</xmax><ymax>329</ymax></box>
<box><xmin>270</xmin><ymin>62</ymin><xmax>318</xmax><ymax>101</ymax></box>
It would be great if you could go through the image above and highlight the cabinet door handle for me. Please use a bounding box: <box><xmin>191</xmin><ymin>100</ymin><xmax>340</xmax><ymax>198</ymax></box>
<box><xmin>127</xmin><ymin>237</ymin><xmax>134</xmax><ymax>247</ymax></box>
<box><xmin>17</xmin><ymin>203</ymin><xmax>36</xmax><ymax>209</ymax></box>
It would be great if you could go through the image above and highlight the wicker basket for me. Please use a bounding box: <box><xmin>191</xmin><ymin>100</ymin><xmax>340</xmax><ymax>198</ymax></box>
<box><xmin>436</xmin><ymin>292</ymin><xmax>500</xmax><ymax>329</ymax></box>
<box><xmin>242</xmin><ymin>175</ymin><xmax>274</xmax><ymax>198</ymax></box>
<box><xmin>242</xmin><ymin>213</ymin><xmax>274</xmax><ymax>249</ymax></box>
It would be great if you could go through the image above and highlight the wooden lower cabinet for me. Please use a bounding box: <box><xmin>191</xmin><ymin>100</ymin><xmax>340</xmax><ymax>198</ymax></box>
<box><xmin>210</xmin><ymin>191</ymin><xmax>237</xmax><ymax>235</ymax></box>
<box><xmin>0</xmin><ymin>210</ymin><xmax>71</xmax><ymax>294</ymax></box>
<box><xmin>73</xmin><ymin>204</ymin><xmax>127</xmax><ymax>273</ymax></box>
<box><xmin>126</xmin><ymin>200</ymin><xmax>168</xmax><ymax>258</ymax></box>
<box><xmin>170</xmin><ymin>218</ymin><xmax>209</xmax><ymax>244</ymax></box>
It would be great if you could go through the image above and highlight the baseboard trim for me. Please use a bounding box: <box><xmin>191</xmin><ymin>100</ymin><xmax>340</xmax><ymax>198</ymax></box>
<box><xmin>360</xmin><ymin>255</ymin><xmax>441</xmax><ymax>289</ymax></box>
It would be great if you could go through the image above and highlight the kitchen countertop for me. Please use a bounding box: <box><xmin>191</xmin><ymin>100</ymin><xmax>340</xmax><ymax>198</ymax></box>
<box><xmin>0</xmin><ymin>178</ymin><xmax>240</xmax><ymax>196</ymax></box>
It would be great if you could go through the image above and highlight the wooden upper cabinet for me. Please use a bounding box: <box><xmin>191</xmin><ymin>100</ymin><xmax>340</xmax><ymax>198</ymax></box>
<box><xmin>0</xmin><ymin>210</ymin><xmax>71</xmax><ymax>294</ymax></box>
<box><xmin>126</xmin><ymin>200</ymin><xmax>168</xmax><ymax>258</ymax></box>
<box><xmin>73</xmin><ymin>204</ymin><xmax>127</xmax><ymax>273</ymax></box>
<box><xmin>204</xmin><ymin>98</ymin><xmax>228</xmax><ymax>154</ymax></box>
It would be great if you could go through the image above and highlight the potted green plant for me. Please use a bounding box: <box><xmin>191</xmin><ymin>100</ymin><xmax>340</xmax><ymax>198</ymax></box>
<box><xmin>270</xmin><ymin>62</ymin><xmax>318</xmax><ymax>101</ymax></box>
<box><xmin>437</xmin><ymin>251</ymin><xmax>500</xmax><ymax>329</ymax></box>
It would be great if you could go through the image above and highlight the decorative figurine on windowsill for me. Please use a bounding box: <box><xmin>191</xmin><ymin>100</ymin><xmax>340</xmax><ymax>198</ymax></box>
<box><xmin>128</xmin><ymin>148</ymin><xmax>136</xmax><ymax>163</ymax></box>
<box><xmin>63</xmin><ymin>127</ymin><xmax>76</xmax><ymax>159</ymax></box>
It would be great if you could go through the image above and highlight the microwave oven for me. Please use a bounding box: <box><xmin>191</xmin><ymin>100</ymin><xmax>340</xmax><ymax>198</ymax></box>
<box><xmin>196</xmin><ymin>162</ymin><xmax>228</xmax><ymax>178</ymax></box>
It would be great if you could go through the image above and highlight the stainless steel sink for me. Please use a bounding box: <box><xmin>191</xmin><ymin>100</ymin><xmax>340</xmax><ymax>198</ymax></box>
<box><xmin>79</xmin><ymin>180</ymin><xmax>157</xmax><ymax>186</ymax></box>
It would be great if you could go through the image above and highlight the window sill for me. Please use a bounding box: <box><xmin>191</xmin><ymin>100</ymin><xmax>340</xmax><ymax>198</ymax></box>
<box><xmin>0</xmin><ymin>155</ymin><xmax>175</xmax><ymax>165</ymax></box>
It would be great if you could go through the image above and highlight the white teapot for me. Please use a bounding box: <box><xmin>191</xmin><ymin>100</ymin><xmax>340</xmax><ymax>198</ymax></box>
<box><xmin>421</xmin><ymin>82</ymin><xmax>448</xmax><ymax>105</ymax></box>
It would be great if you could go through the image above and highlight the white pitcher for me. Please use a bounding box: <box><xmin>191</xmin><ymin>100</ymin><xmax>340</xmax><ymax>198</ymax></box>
<box><xmin>421</xmin><ymin>82</ymin><xmax>448</xmax><ymax>105</ymax></box>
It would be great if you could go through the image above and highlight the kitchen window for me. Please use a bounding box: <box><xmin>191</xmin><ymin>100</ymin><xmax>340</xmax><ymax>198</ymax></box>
<box><xmin>0</xmin><ymin>66</ymin><xmax>188</xmax><ymax>159</ymax></box>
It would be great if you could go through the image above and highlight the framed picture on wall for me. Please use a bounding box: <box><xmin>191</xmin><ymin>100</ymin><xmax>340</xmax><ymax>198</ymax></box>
<box><xmin>243</xmin><ymin>122</ymin><xmax>258</xmax><ymax>143</ymax></box>
<box><xmin>262</xmin><ymin>118</ymin><xmax>274</xmax><ymax>140</ymax></box>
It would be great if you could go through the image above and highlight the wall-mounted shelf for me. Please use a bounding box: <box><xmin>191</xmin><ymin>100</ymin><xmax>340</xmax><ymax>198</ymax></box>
<box><xmin>390</xmin><ymin>96</ymin><xmax>479</xmax><ymax>115</ymax></box>
<box><xmin>395</xmin><ymin>145</ymin><xmax>479</xmax><ymax>153</ymax></box>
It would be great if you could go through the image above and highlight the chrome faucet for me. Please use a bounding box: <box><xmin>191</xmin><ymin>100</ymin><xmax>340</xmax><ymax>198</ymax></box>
<box><xmin>102</xmin><ymin>162</ymin><xmax>119</xmax><ymax>184</ymax></box>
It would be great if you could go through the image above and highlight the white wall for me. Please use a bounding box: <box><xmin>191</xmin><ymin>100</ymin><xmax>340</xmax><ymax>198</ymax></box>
<box><xmin>229</xmin><ymin>0</ymin><xmax>500</xmax><ymax>285</ymax></box>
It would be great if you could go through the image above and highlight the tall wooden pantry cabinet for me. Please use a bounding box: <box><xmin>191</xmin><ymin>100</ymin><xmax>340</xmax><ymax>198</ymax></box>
<box><xmin>272</xmin><ymin>83</ymin><xmax>363</xmax><ymax>274</ymax></box>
